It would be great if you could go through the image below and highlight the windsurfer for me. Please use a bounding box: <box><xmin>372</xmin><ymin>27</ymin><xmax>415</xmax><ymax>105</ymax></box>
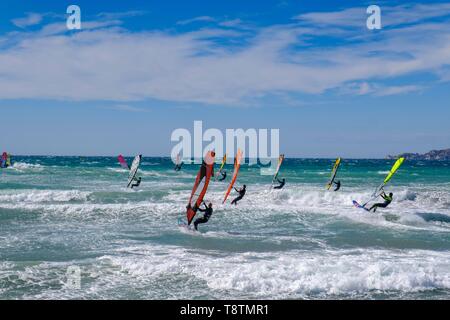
<box><xmin>194</xmin><ymin>201</ymin><xmax>213</xmax><ymax>230</ymax></box>
<box><xmin>333</xmin><ymin>180</ymin><xmax>341</xmax><ymax>191</ymax></box>
<box><xmin>218</xmin><ymin>170</ymin><xmax>227</xmax><ymax>181</ymax></box>
<box><xmin>368</xmin><ymin>190</ymin><xmax>393</xmax><ymax>212</ymax></box>
<box><xmin>273</xmin><ymin>178</ymin><xmax>285</xmax><ymax>189</ymax></box>
<box><xmin>130</xmin><ymin>177</ymin><xmax>142</xmax><ymax>188</ymax></box>
<box><xmin>174</xmin><ymin>162</ymin><xmax>183</xmax><ymax>171</ymax></box>
<box><xmin>231</xmin><ymin>185</ymin><xmax>246</xmax><ymax>205</ymax></box>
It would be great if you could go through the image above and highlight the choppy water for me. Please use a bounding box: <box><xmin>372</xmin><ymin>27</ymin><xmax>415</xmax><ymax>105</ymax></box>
<box><xmin>0</xmin><ymin>156</ymin><xmax>449</xmax><ymax>299</ymax></box>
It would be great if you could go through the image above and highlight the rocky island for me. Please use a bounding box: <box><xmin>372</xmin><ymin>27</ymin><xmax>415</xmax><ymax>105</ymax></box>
<box><xmin>388</xmin><ymin>148</ymin><xmax>450</xmax><ymax>160</ymax></box>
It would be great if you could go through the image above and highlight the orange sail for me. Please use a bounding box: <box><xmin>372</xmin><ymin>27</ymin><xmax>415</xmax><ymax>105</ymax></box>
<box><xmin>186</xmin><ymin>151</ymin><xmax>215</xmax><ymax>225</ymax></box>
<box><xmin>223</xmin><ymin>149</ymin><xmax>243</xmax><ymax>204</ymax></box>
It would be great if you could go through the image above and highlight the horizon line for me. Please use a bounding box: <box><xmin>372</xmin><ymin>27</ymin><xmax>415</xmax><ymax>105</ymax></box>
<box><xmin>3</xmin><ymin>154</ymin><xmax>416</xmax><ymax>160</ymax></box>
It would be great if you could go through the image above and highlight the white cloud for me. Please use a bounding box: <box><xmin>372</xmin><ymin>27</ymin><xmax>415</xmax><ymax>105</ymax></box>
<box><xmin>375</xmin><ymin>85</ymin><xmax>424</xmax><ymax>96</ymax></box>
<box><xmin>294</xmin><ymin>8</ymin><xmax>365</xmax><ymax>28</ymax></box>
<box><xmin>97</xmin><ymin>11</ymin><xmax>147</xmax><ymax>20</ymax></box>
<box><xmin>340</xmin><ymin>82</ymin><xmax>423</xmax><ymax>97</ymax></box>
<box><xmin>0</xmin><ymin>3</ymin><xmax>449</xmax><ymax>106</ymax></box>
<box><xmin>176</xmin><ymin>16</ymin><xmax>215</xmax><ymax>26</ymax></box>
<box><xmin>12</xmin><ymin>13</ymin><xmax>44</xmax><ymax>28</ymax></box>
<box><xmin>219</xmin><ymin>19</ymin><xmax>243</xmax><ymax>28</ymax></box>
<box><xmin>107</xmin><ymin>104</ymin><xmax>147</xmax><ymax>112</ymax></box>
<box><xmin>295</xmin><ymin>3</ymin><xmax>450</xmax><ymax>28</ymax></box>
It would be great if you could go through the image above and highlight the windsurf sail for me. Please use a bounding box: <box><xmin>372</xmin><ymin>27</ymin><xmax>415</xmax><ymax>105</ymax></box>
<box><xmin>186</xmin><ymin>151</ymin><xmax>215</xmax><ymax>225</ymax></box>
<box><xmin>1</xmin><ymin>152</ymin><xmax>8</xmax><ymax>168</ymax></box>
<box><xmin>175</xmin><ymin>153</ymin><xmax>181</xmax><ymax>166</ymax></box>
<box><xmin>383</xmin><ymin>157</ymin><xmax>405</xmax><ymax>185</ymax></box>
<box><xmin>223</xmin><ymin>149</ymin><xmax>243</xmax><ymax>204</ymax></box>
<box><xmin>272</xmin><ymin>154</ymin><xmax>285</xmax><ymax>183</ymax></box>
<box><xmin>6</xmin><ymin>153</ymin><xmax>11</xmax><ymax>167</ymax></box>
<box><xmin>371</xmin><ymin>157</ymin><xmax>405</xmax><ymax>197</ymax></box>
<box><xmin>216</xmin><ymin>154</ymin><xmax>227</xmax><ymax>179</ymax></box>
<box><xmin>174</xmin><ymin>152</ymin><xmax>184</xmax><ymax>171</ymax></box>
<box><xmin>326</xmin><ymin>157</ymin><xmax>341</xmax><ymax>190</ymax></box>
<box><xmin>118</xmin><ymin>155</ymin><xmax>130</xmax><ymax>170</ymax></box>
<box><xmin>219</xmin><ymin>154</ymin><xmax>227</xmax><ymax>172</ymax></box>
<box><xmin>127</xmin><ymin>155</ymin><xmax>142</xmax><ymax>188</ymax></box>
<box><xmin>362</xmin><ymin>157</ymin><xmax>405</xmax><ymax>206</ymax></box>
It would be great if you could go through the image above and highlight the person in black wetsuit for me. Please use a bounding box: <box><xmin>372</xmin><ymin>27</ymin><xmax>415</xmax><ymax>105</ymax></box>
<box><xmin>231</xmin><ymin>185</ymin><xmax>246</xmax><ymax>205</ymax></box>
<box><xmin>130</xmin><ymin>177</ymin><xmax>141</xmax><ymax>188</ymax></box>
<box><xmin>368</xmin><ymin>191</ymin><xmax>393</xmax><ymax>212</ymax></box>
<box><xmin>194</xmin><ymin>201</ymin><xmax>213</xmax><ymax>230</ymax></box>
<box><xmin>174</xmin><ymin>162</ymin><xmax>184</xmax><ymax>171</ymax></box>
<box><xmin>274</xmin><ymin>178</ymin><xmax>285</xmax><ymax>189</ymax></box>
<box><xmin>218</xmin><ymin>170</ymin><xmax>227</xmax><ymax>181</ymax></box>
<box><xmin>333</xmin><ymin>180</ymin><xmax>341</xmax><ymax>192</ymax></box>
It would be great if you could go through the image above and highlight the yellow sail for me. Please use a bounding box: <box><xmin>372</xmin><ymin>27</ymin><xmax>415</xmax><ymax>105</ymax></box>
<box><xmin>218</xmin><ymin>154</ymin><xmax>227</xmax><ymax>172</ymax></box>
<box><xmin>370</xmin><ymin>157</ymin><xmax>405</xmax><ymax>199</ymax></box>
<box><xmin>383</xmin><ymin>157</ymin><xmax>405</xmax><ymax>184</ymax></box>
<box><xmin>326</xmin><ymin>157</ymin><xmax>341</xmax><ymax>190</ymax></box>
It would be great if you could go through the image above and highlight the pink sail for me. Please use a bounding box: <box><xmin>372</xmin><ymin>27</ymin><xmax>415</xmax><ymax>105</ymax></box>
<box><xmin>118</xmin><ymin>155</ymin><xmax>129</xmax><ymax>170</ymax></box>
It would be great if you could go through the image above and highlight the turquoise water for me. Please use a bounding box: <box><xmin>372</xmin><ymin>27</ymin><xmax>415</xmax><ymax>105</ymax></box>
<box><xmin>0</xmin><ymin>156</ymin><xmax>449</xmax><ymax>299</ymax></box>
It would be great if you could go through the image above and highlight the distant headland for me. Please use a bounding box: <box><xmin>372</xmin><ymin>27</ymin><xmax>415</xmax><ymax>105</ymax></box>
<box><xmin>387</xmin><ymin>148</ymin><xmax>450</xmax><ymax>160</ymax></box>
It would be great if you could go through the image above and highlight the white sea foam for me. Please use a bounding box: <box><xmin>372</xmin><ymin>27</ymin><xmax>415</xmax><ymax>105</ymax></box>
<box><xmin>0</xmin><ymin>190</ymin><xmax>91</xmax><ymax>203</ymax></box>
<box><xmin>107</xmin><ymin>167</ymin><xmax>128</xmax><ymax>173</ymax></box>
<box><xmin>10</xmin><ymin>162</ymin><xmax>44</xmax><ymax>171</ymax></box>
<box><xmin>89</xmin><ymin>246</ymin><xmax>450</xmax><ymax>299</ymax></box>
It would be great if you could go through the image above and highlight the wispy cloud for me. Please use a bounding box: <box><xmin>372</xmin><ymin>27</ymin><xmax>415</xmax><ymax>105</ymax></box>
<box><xmin>0</xmin><ymin>3</ymin><xmax>449</xmax><ymax>106</ymax></box>
<box><xmin>340</xmin><ymin>82</ymin><xmax>423</xmax><ymax>96</ymax></box>
<box><xmin>294</xmin><ymin>3</ymin><xmax>450</xmax><ymax>28</ymax></box>
<box><xmin>375</xmin><ymin>85</ymin><xmax>424</xmax><ymax>96</ymax></box>
<box><xmin>107</xmin><ymin>104</ymin><xmax>147</xmax><ymax>112</ymax></box>
<box><xmin>294</xmin><ymin>8</ymin><xmax>365</xmax><ymax>28</ymax></box>
<box><xmin>97</xmin><ymin>11</ymin><xmax>148</xmax><ymax>20</ymax></box>
<box><xmin>219</xmin><ymin>19</ymin><xmax>243</xmax><ymax>28</ymax></box>
<box><xmin>12</xmin><ymin>12</ymin><xmax>44</xmax><ymax>28</ymax></box>
<box><xmin>176</xmin><ymin>16</ymin><xmax>215</xmax><ymax>26</ymax></box>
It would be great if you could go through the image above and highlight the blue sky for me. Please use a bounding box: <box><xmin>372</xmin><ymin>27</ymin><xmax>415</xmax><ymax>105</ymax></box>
<box><xmin>0</xmin><ymin>0</ymin><xmax>449</xmax><ymax>158</ymax></box>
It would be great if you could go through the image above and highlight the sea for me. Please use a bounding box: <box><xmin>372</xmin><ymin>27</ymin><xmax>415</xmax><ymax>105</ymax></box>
<box><xmin>0</xmin><ymin>156</ymin><xmax>449</xmax><ymax>299</ymax></box>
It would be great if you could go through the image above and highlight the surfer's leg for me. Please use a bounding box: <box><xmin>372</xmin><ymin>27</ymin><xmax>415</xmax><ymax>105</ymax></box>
<box><xmin>373</xmin><ymin>202</ymin><xmax>389</xmax><ymax>212</ymax></box>
<box><xmin>231</xmin><ymin>196</ymin><xmax>242</xmax><ymax>205</ymax></box>
<box><xmin>194</xmin><ymin>217</ymin><xmax>208</xmax><ymax>230</ymax></box>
